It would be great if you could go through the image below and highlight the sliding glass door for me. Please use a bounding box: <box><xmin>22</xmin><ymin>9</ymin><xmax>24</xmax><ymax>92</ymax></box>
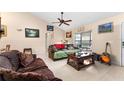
<box><xmin>74</xmin><ymin>31</ymin><xmax>92</xmax><ymax>49</ymax></box>
<box><xmin>81</xmin><ymin>31</ymin><xmax>92</xmax><ymax>49</ymax></box>
<box><xmin>75</xmin><ymin>33</ymin><xmax>82</xmax><ymax>47</ymax></box>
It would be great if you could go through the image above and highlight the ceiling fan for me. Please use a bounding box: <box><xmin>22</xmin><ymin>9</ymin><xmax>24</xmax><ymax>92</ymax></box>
<box><xmin>52</xmin><ymin>12</ymin><xmax>72</xmax><ymax>26</ymax></box>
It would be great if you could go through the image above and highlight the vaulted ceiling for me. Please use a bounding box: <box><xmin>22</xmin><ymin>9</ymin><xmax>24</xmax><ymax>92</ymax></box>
<box><xmin>32</xmin><ymin>12</ymin><xmax>122</xmax><ymax>31</ymax></box>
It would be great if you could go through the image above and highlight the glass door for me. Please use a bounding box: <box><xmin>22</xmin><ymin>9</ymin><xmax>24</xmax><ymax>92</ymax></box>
<box><xmin>74</xmin><ymin>33</ymin><xmax>82</xmax><ymax>48</ymax></box>
<box><xmin>81</xmin><ymin>31</ymin><xmax>92</xmax><ymax>50</ymax></box>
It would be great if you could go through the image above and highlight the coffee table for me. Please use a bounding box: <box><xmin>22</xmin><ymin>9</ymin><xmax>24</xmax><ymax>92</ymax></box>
<box><xmin>67</xmin><ymin>53</ymin><xmax>95</xmax><ymax>71</ymax></box>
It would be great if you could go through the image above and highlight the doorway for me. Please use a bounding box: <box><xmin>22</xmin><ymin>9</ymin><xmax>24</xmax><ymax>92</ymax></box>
<box><xmin>45</xmin><ymin>32</ymin><xmax>53</xmax><ymax>53</ymax></box>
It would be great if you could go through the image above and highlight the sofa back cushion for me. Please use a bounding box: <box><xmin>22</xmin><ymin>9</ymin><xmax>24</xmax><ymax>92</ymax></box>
<box><xmin>0</xmin><ymin>56</ymin><xmax>12</xmax><ymax>69</ymax></box>
<box><xmin>0</xmin><ymin>50</ymin><xmax>20</xmax><ymax>71</ymax></box>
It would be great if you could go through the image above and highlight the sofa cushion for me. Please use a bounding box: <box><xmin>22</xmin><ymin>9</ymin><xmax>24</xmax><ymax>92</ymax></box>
<box><xmin>0</xmin><ymin>67</ymin><xmax>56</xmax><ymax>81</ymax></box>
<box><xmin>32</xmin><ymin>68</ymin><xmax>55</xmax><ymax>80</ymax></box>
<box><xmin>19</xmin><ymin>53</ymin><xmax>34</xmax><ymax>67</ymax></box>
<box><xmin>54</xmin><ymin>51</ymin><xmax>68</xmax><ymax>59</ymax></box>
<box><xmin>68</xmin><ymin>46</ymin><xmax>74</xmax><ymax>50</ymax></box>
<box><xmin>28</xmin><ymin>58</ymin><xmax>47</xmax><ymax>68</ymax></box>
<box><xmin>18</xmin><ymin>58</ymin><xmax>48</xmax><ymax>73</ymax></box>
<box><xmin>1</xmin><ymin>50</ymin><xmax>20</xmax><ymax>70</ymax></box>
<box><xmin>0</xmin><ymin>68</ymin><xmax>48</xmax><ymax>81</ymax></box>
<box><xmin>67</xmin><ymin>44</ymin><xmax>75</xmax><ymax>50</ymax></box>
<box><xmin>0</xmin><ymin>56</ymin><xmax>13</xmax><ymax>69</ymax></box>
<box><xmin>63</xmin><ymin>49</ymin><xmax>79</xmax><ymax>55</ymax></box>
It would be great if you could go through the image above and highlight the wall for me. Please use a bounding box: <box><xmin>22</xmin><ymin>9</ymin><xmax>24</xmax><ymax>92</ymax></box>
<box><xmin>45</xmin><ymin>28</ymin><xmax>64</xmax><ymax>52</ymax></box>
<box><xmin>0</xmin><ymin>12</ymin><xmax>64</xmax><ymax>56</ymax></box>
<box><xmin>67</xmin><ymin>13</ymin><xmax>124</xmax><ymax>66</ymax></box>
<box><xmin>53</xmin><ymin>28</ymin><xmax>64</xmax><ymax>43</ymax></box>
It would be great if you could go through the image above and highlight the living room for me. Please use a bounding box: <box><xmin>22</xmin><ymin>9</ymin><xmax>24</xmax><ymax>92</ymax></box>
<box><xmin>1</xmin><ymin>12</ymin><xmax>124</xmax><ymax>81</ymax></box>
<box><xmin>1</xmin><ymin>0</ymin><xmax>124</xmax><ymax>93</ymax></box>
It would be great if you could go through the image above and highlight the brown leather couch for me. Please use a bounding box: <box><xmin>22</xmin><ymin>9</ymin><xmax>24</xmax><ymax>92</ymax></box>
<box><xmin>48</xmin><ymin>44</ymin><xmax>79</xmax><ymax>61</ymax></box>
<box><xmin>0</xmin><ymin>50</ymin><xmax>62</xmax><ymax>81</ymax></box>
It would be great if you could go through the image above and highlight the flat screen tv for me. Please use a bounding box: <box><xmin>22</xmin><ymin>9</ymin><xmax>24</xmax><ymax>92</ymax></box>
<box><xmin>98</xmin><ymin>22</ymin><xmax>113</xmax><ymax>33</ymax></box>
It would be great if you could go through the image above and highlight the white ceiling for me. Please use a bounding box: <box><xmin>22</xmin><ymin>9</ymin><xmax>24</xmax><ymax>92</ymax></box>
<box><xmin>32</xmin><ymin>12</ymin><xmax>122</xmax><ymax>31</ymax></box>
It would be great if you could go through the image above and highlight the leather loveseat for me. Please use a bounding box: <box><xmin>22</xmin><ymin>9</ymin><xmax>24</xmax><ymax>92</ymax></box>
<box><xmin>0</xmin><ymin>50</ymin><xmax>62</xmax><ymax>81</ymax></box>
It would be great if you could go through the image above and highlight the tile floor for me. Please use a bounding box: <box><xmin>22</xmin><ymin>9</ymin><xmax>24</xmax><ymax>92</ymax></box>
<box><xmin>41</xmin><ymin>55</ymin><xmax>124</xmax><ymax>81</ymax></box>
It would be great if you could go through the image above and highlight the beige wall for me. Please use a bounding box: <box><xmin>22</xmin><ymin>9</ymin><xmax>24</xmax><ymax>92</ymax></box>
<box><xmin>67</xmin><ymin>13</ymin><xmax>124</xmax><ymax>65</ymax></box>
<box><xmin>0</xmin><ymin>12</ymin><xmax>64</xmax><ymax>56</ymax></box>
<box><xmin>53</xmin><ymin>28</ymin><xmax>64</xmax><ymax>43</ymax></box>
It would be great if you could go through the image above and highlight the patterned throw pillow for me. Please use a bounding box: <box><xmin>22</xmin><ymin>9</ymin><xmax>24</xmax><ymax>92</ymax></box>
<box><xmin>19</xmin><ymin>53</ymin><xmax>34</xmax><ymax>67</ymax></box>
<box><xmin>53</xmin><ymin>46</ymin><xmax>58</xmax><ymax>52</ymax></box>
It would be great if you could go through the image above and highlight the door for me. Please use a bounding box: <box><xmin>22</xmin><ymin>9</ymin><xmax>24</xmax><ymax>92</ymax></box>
<box><xmin>121</xmin><ymin>22</ymin><xmax>124</xmax><ymax>66</ymax></box>
<box><xmin>45</xmin><ymin>32</ymin><xmax>53</xmax><ymax>53</ymax></box>
<box><xmin>45</xmin><ymin>33</ymin><xmax>48</xmax><ymax>53</ymax></box>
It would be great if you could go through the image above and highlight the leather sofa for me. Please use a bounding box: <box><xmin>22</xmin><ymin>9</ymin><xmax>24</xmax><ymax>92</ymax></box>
<box><xmin>0</xmin><ymin>50</ymin><xmax>62</xmax><ymax>81</ymax></box>
<box><xmin>48</xmin><ymin>44</ymin><xmax>79</xmax><ymax>61</ymax></box>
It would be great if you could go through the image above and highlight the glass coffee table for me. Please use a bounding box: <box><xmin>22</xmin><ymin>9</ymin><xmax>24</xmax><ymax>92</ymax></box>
<box><xmin>67</xmin><ymin>52</ymin><xmax>95</xmax><ymax>71</ymax></box>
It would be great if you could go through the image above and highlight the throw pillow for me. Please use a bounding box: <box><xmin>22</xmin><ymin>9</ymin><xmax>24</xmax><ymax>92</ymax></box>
<box><xmin>19</xmin><ymin>53</ymin><xmax>34</xmax><ymax>67</ymax></box>
<box><xmin>64</xmin><ymin>45</ymin><xmax>68</xmax><ymax>49</ymax></box>
<box><xmin>53</xmin><ymin>46</ymin><xmax>58</xmax><ymax>52</ymax></box>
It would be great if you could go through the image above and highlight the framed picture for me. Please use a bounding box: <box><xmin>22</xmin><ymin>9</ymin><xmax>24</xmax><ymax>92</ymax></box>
<box><xmin>1</xmin><ymin>25</ymin><xmax>7</xmax><ymax>37</ymax></box>
<box><xmin>98</xmin><ymin>22</ymin><xmax>113</xmax><ymax>33</ymax></box>
<box><xmin>66</xmin><ymin>31</ymin><xmax>72</xmax><ymax>38</ymax></box>
<box><xmin>25</xmin><ymin>28</ymin><xmax>39</xmax><ymax>38</ymax></box>
<box><xmin>47</xmin><ymin>25</ymin><xmax>54</xmax><ymax>31</ymax></box>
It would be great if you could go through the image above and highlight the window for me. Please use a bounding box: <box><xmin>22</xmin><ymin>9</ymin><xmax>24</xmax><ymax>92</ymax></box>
<box><xmin>81</xmin><ymin>31</ymin><xmax>91</xmax><ymax>48</ymax></box>
<box><xmin>74</xmin><ymin>31</ymin><xmax>92</xmax><ymax>49</ymax></box>
<box><xmin>75</xmin><ymin>33</ymin><xmax>81</xmax><ymax>47</ymax></box>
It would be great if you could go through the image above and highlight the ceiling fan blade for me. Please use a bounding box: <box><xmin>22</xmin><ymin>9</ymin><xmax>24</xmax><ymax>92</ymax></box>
<box><xmin>53</xmin><ymin>12</ymin><xmax>72</xmax><ymax>27</ymax></box>
<box><xmin>64</xmin><ymin>20</ymin><xmax>72</xmax><ymax>22</ymax></box>
<box><xmin>59</xmin><ymin>23</ymin><xmax>63</xmax><ymax>26</ymax></box>
<box><xmin>52</xmin><ymin>22</ymin><xmax>60</xmax><ymax>23</ymax></box>
<box><xmin>57</xmin><ymin>18</ymin><xmax>61</xmax><ymax>21</ymax></box>
<box><xmin>64</xmin><ymin>22</ymin><xmax>70</xmax><ymax>26</ymax></box>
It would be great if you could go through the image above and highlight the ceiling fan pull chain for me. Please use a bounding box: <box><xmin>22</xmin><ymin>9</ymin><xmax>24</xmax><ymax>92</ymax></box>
<box><xmin>61</xmin><ymin>12</ymin><xmax>63</xmax><ymax>20</ymax></box>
